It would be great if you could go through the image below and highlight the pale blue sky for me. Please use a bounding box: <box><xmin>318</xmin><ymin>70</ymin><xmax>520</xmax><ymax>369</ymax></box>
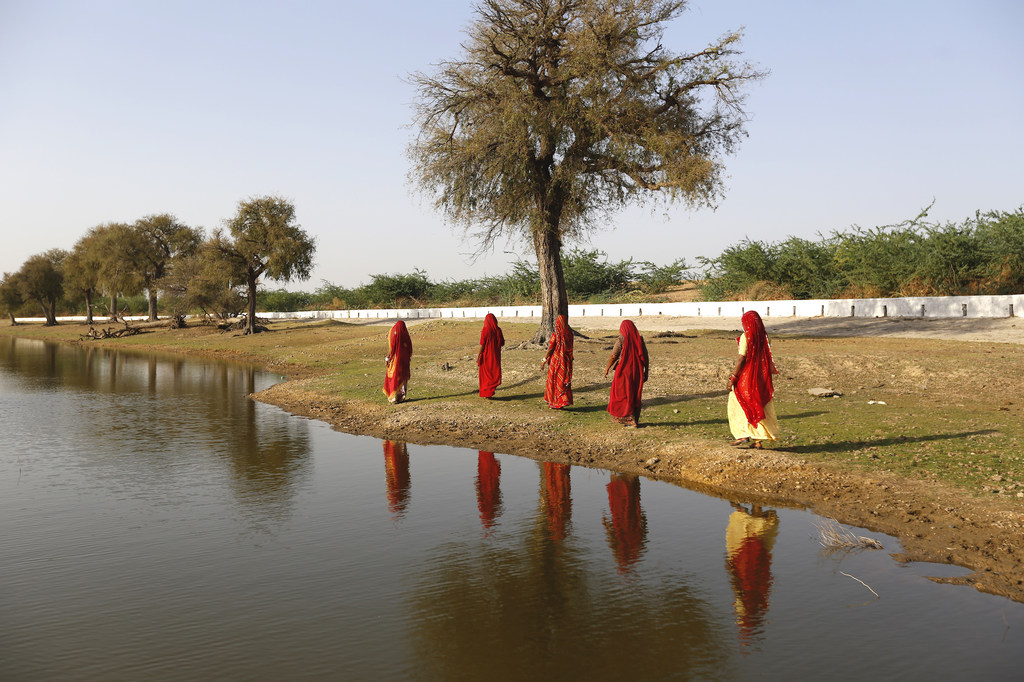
<box><xmin>2</xmin><ymin>0</ymin><xmax>1022</xmax><ymax>288</ymax></box>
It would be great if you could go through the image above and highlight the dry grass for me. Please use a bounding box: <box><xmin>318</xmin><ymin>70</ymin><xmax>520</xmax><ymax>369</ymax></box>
<box><xmin>815</xmin><ymin>517</ymin><xmax>884</xmax><ymax>553</ymax></box>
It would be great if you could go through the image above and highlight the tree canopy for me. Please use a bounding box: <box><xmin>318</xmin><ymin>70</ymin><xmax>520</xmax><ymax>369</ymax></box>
<box><xmin>410</xmin><ymin>0</ymin><xmax>765</xmax><ymax>339</ymax></box>
<box><xmin>17</xmin><ymin>249</ymin><xmax>67</xmax><ymax>325</ymax></box>
<box><xmin>212</xmin><ymin>196</ymin><xmax>316</xmax><ymax>334</ymax></box>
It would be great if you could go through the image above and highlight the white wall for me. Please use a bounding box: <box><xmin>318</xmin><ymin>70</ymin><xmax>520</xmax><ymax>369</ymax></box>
<box><xmin>28</xmin><ymin>293</ymin><xmax>1023</xmax><ymax>324</ymax></box>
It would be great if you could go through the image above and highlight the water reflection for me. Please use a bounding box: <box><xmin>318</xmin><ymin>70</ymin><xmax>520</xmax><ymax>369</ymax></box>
<box><xmin>0</xmin><ymin>337</ymin><xmax>311</xmax><ymax>522</ymax></box>
<box><xmin>476</xmin><ymin>451</ymin><xmax>502</xmax><ymax>531</ymax></box>
<box><xmin>409</xmin><ymin>461</ymin><xmax>726</xmax><ymax>679</ymax></box>
<box><xmin>383</xmin><ymin>440</ymin><xmax>412</xmax><ymax>519</ymax></box>
<box><xmin>541</xmin><ymin>462</ymin><xmax>571</xmax><ymax>544</ymax></box>
<box><xmin>725</xmin><ymin>503</ymin><xmax>779</xmax><ymax>647</ymax></box>
<box><xmin>604</xmin><ymin>473</ymin><xmax>648</xmax><ymax>574</ymax></box>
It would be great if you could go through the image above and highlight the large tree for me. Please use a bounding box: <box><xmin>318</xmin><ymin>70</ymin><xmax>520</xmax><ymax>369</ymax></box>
<box><xmin>132</xmin><ymin>214</ymin><xmax>203</xmax><ymax>321</ymax></box>
<box><xmin>17</xmin><ymin>249</ymin><xmax>67</xmax><ymax>326</ymax></box>
<box><xmin>410</xmin><ymin>0</ymin><xmax>764</xmax><ymax>340</ymax></box>
<box><xmin>212</xmin><ymin>196</ymin><xmax>316</xmax><ymax>335</ymax></box>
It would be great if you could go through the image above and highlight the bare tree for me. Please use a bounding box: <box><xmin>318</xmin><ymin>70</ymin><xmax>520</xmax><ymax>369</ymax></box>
<box><xmin>410</xmin><ymin>0</ymin><xmax>765</xmax><ymax>340</ymax></box>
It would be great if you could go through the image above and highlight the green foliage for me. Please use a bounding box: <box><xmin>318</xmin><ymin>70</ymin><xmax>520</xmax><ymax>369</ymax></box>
<box><xmin>699</xmin><ymin>207</ymin><xmax>1024</xmax><ymax>300</ymax></box>
<box><xmin>634</xmin><ymin>258</ymin><xmax>690</xmax><ymax>294</ymax></box>
<box><xmin>562</xmin><ymin>249</ymin><xmax>633</xmax><ymax>298</ymax></box>
<box><xmin>257</xmin><ymin>289</ymin><xmax>313</xmax><ymax>313</ymax></box>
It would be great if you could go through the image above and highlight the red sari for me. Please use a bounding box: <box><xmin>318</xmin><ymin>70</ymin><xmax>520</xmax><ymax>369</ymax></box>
<box><xmin>383</xmin><ymin>440</ymin><xmax>410</xmax><ymax>518</ymax></box>
<box><xmin>734</xmin><ymin>311</ymin><xmax>778</xmax><ymax>427</ymax></box>
<box><xmin>544</xmin><ymin>315</ymin><xmax>573</xmax><ymax>408</ymax></box>
<box><xmin>607</xmin><ymin>320</ymin><xmax>648</xmax><ymax>425</ymax></box>
<box><xmin>542</xmin><ymin>462</ymin><xmax>572</xmax><ymax>544</ymax></box>
<box><xmin>476</xmin><ymin>451</ymin><xmax>502</xmax><ymax>530</ymax></box>
<box><xmin>477</xmin><ymin>313</ymin><xmax>504</xmax><ymax>398</ymax></box>
<box><xmin>383</xmin><ymin>320</ymin><xmax>412</xmax><ymax>403</ymax></box>
<box><xmin>604</xmin><ymin>474</ymin><xmax>647</xmax><ymax>574</ymax></box>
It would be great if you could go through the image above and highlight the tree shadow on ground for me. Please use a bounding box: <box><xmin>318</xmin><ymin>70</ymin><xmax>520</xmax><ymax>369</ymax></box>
<box><xmin>778</xmin><ymin>429</ymin><xmax>998</xmax><ymax>455</ymax></box>
<box><xmin>644</xmin><ymin>390</ymin><xmax>729</xmax><ymax>406</ymax></box>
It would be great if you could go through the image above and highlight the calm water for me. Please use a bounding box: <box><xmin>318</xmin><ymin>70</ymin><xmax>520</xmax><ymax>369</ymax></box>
<box><xmin>1</xmin><ymin>338</ymin><xmax>1022</xmax><ymax>681</ymax></box>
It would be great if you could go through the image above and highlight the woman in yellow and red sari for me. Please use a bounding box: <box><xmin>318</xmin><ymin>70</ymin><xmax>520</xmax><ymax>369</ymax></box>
<box><xmin>727</xmin><ymin>311</ymin><xmax>780</xmax><ymax>448</ymax></box>
<box><xmin>384</xmin><ymin>320</ymin><xmax>412</xmax><ymax>404</ymax></box>
<box><xmin>541</xmin><ymin>314</ymin><xmax>573</xmax><ymax>409</ymax></box>
<box><xmin>476</xmin><ymin>313</ymin><xmax>504</xmax><ymax>398</ymax></box>
<box><xmin>604</xmin><ymin>320</ymin><xmax>649</xmax><ymax>427</ymax></box>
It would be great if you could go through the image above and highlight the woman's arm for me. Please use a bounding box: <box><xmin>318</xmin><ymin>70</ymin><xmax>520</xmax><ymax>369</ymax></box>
<box><xmin>603</xmin><ymin>337</ymin><xmax>622</xmax><ymax>377</ymax></box>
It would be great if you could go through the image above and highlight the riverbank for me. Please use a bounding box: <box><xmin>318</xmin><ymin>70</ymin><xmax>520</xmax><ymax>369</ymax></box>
<box><xmin>2</xmin><ymin>315</ymin><xmax>1022</xmax><ymax>603</ymax></box>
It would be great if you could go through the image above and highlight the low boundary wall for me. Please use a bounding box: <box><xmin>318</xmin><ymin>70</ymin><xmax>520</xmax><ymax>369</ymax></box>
<box><xmin>260</xmin><ymin>293</ymin><xmax>1023</xmax><ymax>322</ymax></box>
<box><xmin>25</xmin><ymin>293</ymin><xmax>1023</xmax><ymax>325</ymax></box>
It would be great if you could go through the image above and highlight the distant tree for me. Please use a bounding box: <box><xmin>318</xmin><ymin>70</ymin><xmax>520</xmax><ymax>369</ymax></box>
<box><xmin>410</xmin><ymin>0</ymin><xmax>765</xmax><ymax>341</ymax></box>
<box><xmin>64</xmin><ymin>230</ymin><xmax>108</xmax><ymax>324</ymax></box>
<box><xmin>87</xmin><ymin>223</ymin><xmax>145</xmax><ymax>320</ymax></box>
<box><xmin>0</xmin><ymin>272</ymin><xmax>26</xmax><ymax>325</ymax></box>
<box><xmin>162</xmin><ymin>243</ymin><xmax>247</xmax><ymax>320</ymax></box>
<box><xmin>132</xmin><ymin>214</ymin><xmax>203</xmax><ymax>321</ymax></box>
<box><xmin>17</xmin><ymin>249</ymin><xmax>67</xmax><ymax>326</ymax></box>
<box><xmin>212</xmin><ymin>196</ymin><xmax>316</xmax><ymax>334</ymax></box>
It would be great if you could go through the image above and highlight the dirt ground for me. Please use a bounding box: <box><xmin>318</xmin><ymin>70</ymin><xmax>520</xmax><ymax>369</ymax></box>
<box><xmin>252</xmin><ymin>314</ymin><xmax>1024</xmax><ymax>604</ymax></box>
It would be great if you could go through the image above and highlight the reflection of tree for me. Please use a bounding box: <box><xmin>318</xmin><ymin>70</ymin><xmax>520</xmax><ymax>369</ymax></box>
<box><xmin>603</xmin><ymin>474</ymin><xmax>648</xmax><ymax>574</ymax></box>
<box><xmin>725</xmin><ymin>503</ymin><xmax>779</xmax><ymax>647</ymax></box>
<box><xmin>383</xmin><ymin>441</ymin><xmax>411</xmax><ymax>519</ymax></box>
<box><xmin>476</xmin><ymin>451</ymin><xmax>501</xmax><ymax>531</ymax></box>
<box><xmin>541</xmin><ymin>462</ymin><xmax>571</xmax><ymax>544</ymax></box>
<box><xmin>0</xmin><ymin>338</ymin><xmax>311</xmax><ymax>519</ymax></box>
<box><xmin>408</xmin><ymin>462</ymin><xmax>729</xmax><ymax>679</ymax></box>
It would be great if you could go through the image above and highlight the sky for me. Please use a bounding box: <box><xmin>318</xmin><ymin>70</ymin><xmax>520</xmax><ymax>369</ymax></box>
<box><xmin>1</xmin><ymin>0</ymin><xmax>1022</xmax><ymax>289</ymax></box>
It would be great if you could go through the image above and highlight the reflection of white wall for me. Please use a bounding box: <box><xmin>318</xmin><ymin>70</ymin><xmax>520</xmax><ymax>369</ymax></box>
<box><xmin>30</xmin><ymin>293</ymin><xmax>1024</xmax><ymax>324</ymax></box>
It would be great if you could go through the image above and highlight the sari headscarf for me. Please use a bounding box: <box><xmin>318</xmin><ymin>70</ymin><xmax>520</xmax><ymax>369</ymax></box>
<box><xmin>607</xmin><ymin>319</ymin><xmax>647</xmax><ymax>421</ymax></box>
<box><xmin>383</xmin><ymin>320</ymin><xmax>412</xmax><ymax>401</ymax></box>
<box><xmin>544</xmin><ymin>315</ymin><xmax>574</xmax><ymax>408</ymax></box>
<box><xmin>478</xmin><ymin>313</ymin><xmax>504</xmax><ymax>398</ymax></box>
<box><xmin>734</xmin><ymin>311</ymin><xmax>778</xmax><ymax>427</ymax></box>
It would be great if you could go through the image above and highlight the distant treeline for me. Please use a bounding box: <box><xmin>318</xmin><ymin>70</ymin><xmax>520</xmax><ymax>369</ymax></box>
<box><xmin>5</xmin><ymin>205</ymin><xmax>1022</xmax><ymax>324</ymax></box>
<box><xmin>257</xmin><ymin>250</ymin><xmax>690</xmax><ymax>311</ymax></box>
<box><xmin>699</xmin><ymin>207</ymin><xmax>1024</xmax><ymax>301</ymax></box>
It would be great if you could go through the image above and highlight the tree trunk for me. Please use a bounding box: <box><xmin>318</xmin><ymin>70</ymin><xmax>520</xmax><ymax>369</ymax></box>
<box><xmin>109</xmin><ymin>294</ymin><xmax>118</xmax><ymax>322</ymax></box>
<box><xmin>8</xmin><ymin>312</ymin><xmax>17</xmax><ymax>325</ymax></box>
<box><xmin>44</xmin><ymin>299</ymin><xmax>58</xmax><ymax>326</ymax></box>
<box><xmin>148</xmin><ymin>290</ymin><xmax>158</xmax><ymax>322</ymax></box>
<box><xmin>84</xmin><ymin>289</ymin><xmax>94</xmax><ymax>325</ymax></box>
<box><xmin>531</xmin><ymin>224</ymin><xmax>569</xmax><ymax>344</ymax></box>
<box><xmin>245</xmin><ymin>270</ymin><xmax>258</xmax><ymax>335</ymax></box>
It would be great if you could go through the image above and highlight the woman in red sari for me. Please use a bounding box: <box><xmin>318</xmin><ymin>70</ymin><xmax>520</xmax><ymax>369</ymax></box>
<box><xmin>603</xmin><ymin>473</ymin><xmax>647</xmax><ymax>574</ymax></box>
<box><xmin>476</xmin><ymin>313</ymin><xmax>504</xmax><ymax>398</ymax></box>
<box><xmin>604</xmin><ymin>320</ymin><xmax>649</xmax><ymax>427</ymax></box>
<box><xmin>727</xmin><ymin>311</ymin><xmax>779</xmax><ymax>448</ymax></box>
<box><xmin>383</xmin><ymin>320</ymin><xmax>412</xmax><ymax>404</ymax></box>
<box><xmin>541</xmin><ymin>314</ymin><xmax>573</xmax><ymax>409</ymax></box>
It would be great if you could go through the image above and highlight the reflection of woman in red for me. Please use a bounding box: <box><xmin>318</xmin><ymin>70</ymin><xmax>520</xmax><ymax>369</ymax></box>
<box><xmin>725</xmin><ymin>503</ymin><xmax>779</xmax><ymax>644</ymax></box>
<box><xmin>603</xmin><ymin>474</ymin><xmax>647</xmax><ymax>573</ymax></box>
<box><xmin>604</xmin><ymin>320</ymin><xmax>649</xmax><ymax>427</ymax></box>
<box><xmin>384</xmin><ymin>320</ymin><xmax>412</xmax><ymax>404</ymax></box>
<box><xmin>383</xmin><ymin>440</ymin><xmax>411</xmax><ymax>518</ymax></box>
<box><xmin>541</xmin><ymin>315</ymin><xmax>573</xmax><ymax>409</ymax></box>
<box><xmin>476</xmin><ymin>451</ymin><xmax>502</xmax><ymax>530</ymax></box>
<box><xmin>476</xmin><ymin>313</ymin><xmax>504</xmax><ymax>398</ymax></box>
<box><xmin>542</xmin><ymin>462</ymin><xmax>572</xmax><ymax>544</ymax></box>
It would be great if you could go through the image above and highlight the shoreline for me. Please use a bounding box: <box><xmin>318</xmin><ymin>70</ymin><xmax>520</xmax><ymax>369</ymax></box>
<box><xmin>3</xmin><ymin>316</ymin><xmax>1023</xmax><ymax>603</ymax></box>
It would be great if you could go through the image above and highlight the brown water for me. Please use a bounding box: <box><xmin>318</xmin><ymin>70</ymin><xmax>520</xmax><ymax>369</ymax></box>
<box><xmin>1</xmin><ymin>337</ymin><xmax>1022</xmax><ymax>681</ymax></box>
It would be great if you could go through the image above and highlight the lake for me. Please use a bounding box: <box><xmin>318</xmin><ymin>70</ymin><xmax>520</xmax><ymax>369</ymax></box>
<box><xmin>1</xmin><ymin>337</ymin><xmax>1021</xmax><ymax>680</ymax></box>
